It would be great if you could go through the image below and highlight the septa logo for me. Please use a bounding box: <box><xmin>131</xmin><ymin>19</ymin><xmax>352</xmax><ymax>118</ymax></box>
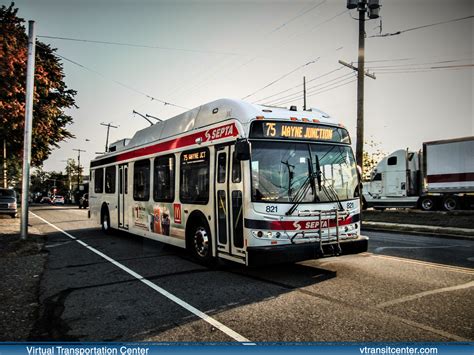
<box><xmin>173</xmin><ymin>203</ymin><xmax>182</xmax><ymax>224</ymax></box>
<box><xmin>204</xmin><ymin>123</ymin><xmax>236</xmax><ymax>142</ymax></box>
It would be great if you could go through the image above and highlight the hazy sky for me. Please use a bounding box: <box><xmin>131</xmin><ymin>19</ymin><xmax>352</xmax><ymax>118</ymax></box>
<box><xmin>10</xmin><ymin>0</ymin><xmax>474</xmax><ymax>173</ymax></box>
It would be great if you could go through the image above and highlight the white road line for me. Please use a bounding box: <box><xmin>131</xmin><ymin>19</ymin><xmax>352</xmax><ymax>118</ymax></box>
<box><xmin>31</xmin><ymin>212</ymin><xmax>252</xmax><ymax>344</ymax></box>
<box><xmin>362</xmin><ymin>253</ymin><xmax>474</xmax><ymax>275</ymax></box>
<box><xmin>377</xmin><ymin>281</ymin><xmax>474</xmax><ymax>308</ymax></box>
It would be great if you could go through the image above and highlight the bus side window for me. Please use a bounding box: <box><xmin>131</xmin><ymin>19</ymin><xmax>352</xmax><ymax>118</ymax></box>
<box><xmin>105</xmin><ymin>166</ymin><xmax>116</xmax><ymax>193</ymax></box>
<box><xmin>94</xmin><ymin>168</ymin><xmax>104</xmax><ymax>193</ymax></box>
<box><xmin>154</xmin><ymin>155</ymin><xmax>175</xmax><ymax>202</ymax></box>
<box><xmin>180</xmin><ymin>148</ymin><xmax>209</xmax><ymax>204</ymax></box>
<box><xmin>133</xmin><ymin>159</ymin><xmax>150</xmax><ymax>201</ymax></box>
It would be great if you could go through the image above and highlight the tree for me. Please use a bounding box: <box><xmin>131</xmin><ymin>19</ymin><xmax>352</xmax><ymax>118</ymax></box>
<box><xmin>0</xmin><ymin>3</ymin><xmax>77</xmax><ymax>185</ymax></box>
<box><xmin>362</xmin><ymin>140</ymin><xmax>386</xmax><ymax>181</ymax></box>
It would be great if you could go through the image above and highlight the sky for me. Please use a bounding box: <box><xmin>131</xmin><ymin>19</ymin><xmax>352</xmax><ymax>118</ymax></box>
<box><xmin>9</xmin><ymin>0</ymin><xmax>474</xmax><ymax>174</ymax></box>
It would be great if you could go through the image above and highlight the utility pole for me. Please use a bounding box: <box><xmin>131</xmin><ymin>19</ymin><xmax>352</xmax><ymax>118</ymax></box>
<box><xmin>73</xmin><ymin>149</ymin><xmax>85</xmax><ymax>202</ymax></box>
<box><xmin>20</xmin><ymin>21</ymin><xmax>36</xmax><ymax>240</ymax></box>
<box><xmin>303</xmin><ymin>76</ymin><xmax>307</xmax><ymax>111</ymax></box>
<box><xmin>3</xmin><ymin>139</ymin><xmax>7</xmax><ymax>188</ymax></box>
<box><xmin>346</xmin><ymin>0</ymin><xmax>381</xmax><ymax>176</ymax></box>
<box><xmin>100</xmin><ymin>122</ymin><xmax>118</xmax><ymax>152</ymax></box>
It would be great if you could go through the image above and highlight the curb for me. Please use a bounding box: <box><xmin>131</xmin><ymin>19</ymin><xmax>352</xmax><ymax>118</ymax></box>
<box><xmin>362</xmin><ymin>221</ymin><xmax>474</xmax><ymax>240</ymax></box>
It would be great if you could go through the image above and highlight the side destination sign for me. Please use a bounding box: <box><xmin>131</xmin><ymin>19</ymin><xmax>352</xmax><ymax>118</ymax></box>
<box><xmin>250</xmin><ymin>121</ymin><xmax>350</xmax><ymax>144</ymax></box>
<box><xmin>91</xmin><ymin>122</ymin><xmax>238</xmax><ymax>168</ymax></box>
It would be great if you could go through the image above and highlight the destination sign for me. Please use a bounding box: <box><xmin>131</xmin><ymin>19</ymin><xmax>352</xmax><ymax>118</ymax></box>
<box><xmin>250</xmin><ymin>121</ymin><xmax>350</xmax><ymax>143</ymax></box>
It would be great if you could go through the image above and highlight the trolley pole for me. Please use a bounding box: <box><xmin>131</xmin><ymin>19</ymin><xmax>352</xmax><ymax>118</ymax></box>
<box><xmin>20</xmin><ymin>21</ymin><xmax>36</xmax><ymax>240</ymax></box>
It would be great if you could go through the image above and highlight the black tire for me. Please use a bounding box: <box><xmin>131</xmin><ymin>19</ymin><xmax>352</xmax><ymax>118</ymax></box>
<box><xmin>419</xmin><ymin>196</ymin><xmax>436</xmax><ymax>211</ymax></box>
<box><xmin>187</xmin><ymin>219</ymin><xmax>214</xmax><ymax>265</ymax></box>
<box><xmin>101</xmin><ymin>208</ymin><xmax>111</xmax><ymax>234</ymax></box>
<box><xmin>10</xmin><ymin>213</ymin><xmax>17</xmax><ymax>218</ymax></box>
<box><xmin>442</xmin><ymin>195</ymin><xmax>458</xmax><ymax>211</ymax></box>
<box><xmin>374</xmin><ymin>207</ymin><xmax>386</xmax><ymax>211</ymax></box>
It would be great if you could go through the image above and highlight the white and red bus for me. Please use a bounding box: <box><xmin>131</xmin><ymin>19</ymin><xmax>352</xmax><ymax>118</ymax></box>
<box><xmin>89</xmin><ymin>99</ymin><xmax>367</xmax><ymax>266</ymax></box>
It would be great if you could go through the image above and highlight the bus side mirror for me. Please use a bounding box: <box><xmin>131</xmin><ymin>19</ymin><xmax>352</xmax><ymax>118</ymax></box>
<box><xmin>235</xmin><ymin>138</ymin><xmax>251</xmax><ymax>161</ymax></box>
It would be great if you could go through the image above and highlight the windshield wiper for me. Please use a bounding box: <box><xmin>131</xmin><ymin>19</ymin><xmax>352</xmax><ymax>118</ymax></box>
<box><xmin>286</xmin><ymin>151</ymin><xmax>319</xmax><ymax>216</ymax></box>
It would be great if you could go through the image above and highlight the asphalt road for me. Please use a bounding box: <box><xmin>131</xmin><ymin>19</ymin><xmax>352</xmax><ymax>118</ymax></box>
<box><xmin>365</xmin><ymin>231</ymin><xmax>474</xmax><ymax>268</ymax></box>
<box><xmin>29</xmin><ymin>205</ymin><xmax>474</xmax><ymax>343</ymax></box>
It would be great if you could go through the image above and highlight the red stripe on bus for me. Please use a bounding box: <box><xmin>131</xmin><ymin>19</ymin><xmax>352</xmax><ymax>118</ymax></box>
<box><xmin>427</xmin><ymin>172</ymin><xmax>474</xmax><ymax>183</ymax></box>
<box><xmin>115</xmin><ymin>122</ymin><xmax>239</xmax><ymax>163</ymax></box>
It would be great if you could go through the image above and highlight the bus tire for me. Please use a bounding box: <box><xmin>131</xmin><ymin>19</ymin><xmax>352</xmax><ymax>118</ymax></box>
<box><xmin>187</xmin><ymin>217</ymin><xmax>213</xmax><ymax>265</ymax></box>
<box><xmin>101</xmin><ymin>205</ymin><xmax>111</xmax><ymax>234</ymax></box>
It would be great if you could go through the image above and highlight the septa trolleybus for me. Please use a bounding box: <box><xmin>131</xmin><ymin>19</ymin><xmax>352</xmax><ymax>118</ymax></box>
<box><xmin>89</xmin><ymin>99</ymin><xmax>368</xmax><ymax>266</ymax></box>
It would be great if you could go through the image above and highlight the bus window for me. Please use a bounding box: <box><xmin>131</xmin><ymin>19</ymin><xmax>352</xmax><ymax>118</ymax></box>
<box><xmin>133</xmin><ymin>159</ymin><xmax>150</xmax><ymax>201</ymax></box>
<box><xmin>232</xmin><ymin>151</ymin><xmax>241</xmax><ymax>183</ymax></box>
<box><xmin>94</xmin><ymin>168</ymin><xmax>104</xmax><ymax>193</ymax></box>
<box><xmin>217</xmin><ymin>153</ymin><xmax>226</xmax><ymax>183</ymax></box>
<box><xmin>105</xmin><ymin>166</ymin><xmax>116</xmax><ymax>193</ymax></box>
<box><xmin>180</xmin><ymin>148</ymin><xmax>209</xmax><ymax>204</ymax></box>
<box><xmin>154</xmin><ymin>155</ymin><xmax>175</xmax><ymax>202</ymax></box>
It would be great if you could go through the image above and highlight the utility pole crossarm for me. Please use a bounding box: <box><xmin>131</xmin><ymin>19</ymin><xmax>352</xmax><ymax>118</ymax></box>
<box><xmin>338</xmin><ymin>60</ymin><xmax>376</xmax><ymax>79</ymax></box>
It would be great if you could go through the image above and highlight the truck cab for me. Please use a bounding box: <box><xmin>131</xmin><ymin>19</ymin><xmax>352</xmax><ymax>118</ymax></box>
<box><xmin>363</xmin><ymin>149</ymin><xmax>421</xmax><ymax>209</ymax></box>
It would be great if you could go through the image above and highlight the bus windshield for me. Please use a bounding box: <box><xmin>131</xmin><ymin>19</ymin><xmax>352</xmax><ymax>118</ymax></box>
<box><xmin>251</xmin><ymin>141</ymin><xmax>358</xmax><ymax>203</ymax></box>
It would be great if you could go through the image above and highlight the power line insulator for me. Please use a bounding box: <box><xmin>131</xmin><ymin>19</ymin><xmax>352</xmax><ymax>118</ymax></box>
<box><xmin>369</xmin><ymin>7</ymin><xmax>380</xmax><ymax>19</ymax></box>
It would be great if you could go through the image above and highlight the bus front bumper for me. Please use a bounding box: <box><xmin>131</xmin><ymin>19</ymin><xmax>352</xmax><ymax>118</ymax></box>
<box><xmin>246</xmin><ymin>236</ymin><xmax>368</xmax><ymax>267</ymax></box>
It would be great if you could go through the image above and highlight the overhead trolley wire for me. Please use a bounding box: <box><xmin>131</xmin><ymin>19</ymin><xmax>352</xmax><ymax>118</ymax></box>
<box><xmin>241</xmin><ymin>58</ymin><xmax>320</xmax><ymax>100</ymax></box>
<box><xmin>37</xmin><ymin>35</ymin><xmax>243</xmax><ymax>56</ymax></box>
<box><xmin>251</xmin><ymin>67</ymin><xmax>343</xmax><ymax>104</ymax></box>
<box><xmin>37</xmin><ymin>42</ymin><xmax>190</xmax><ymax>111</ymax></box>
<box><xmin>267</xmin><ymin>0</ymin><xmax>326</xmax><ymax>34</ymax></box>
<box><xmin>264</xmin><ymin>71</ymin><xmax>353</xmax><ymax>106</ymax></box>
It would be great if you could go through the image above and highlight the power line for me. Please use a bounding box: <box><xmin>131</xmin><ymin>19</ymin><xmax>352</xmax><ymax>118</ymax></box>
<box><xmin>265</xmin><ymin>72</ymin><xmax>353</xmax><ymax>106</ymax></box>
<box><xmin>272</xmin><ymin>77</ymin><xmax>357</xmax><ymax>107</ymax></box>
<box><xmin>37</xmin><ymin>42</ymin><xmax>190</xmax><ymax>111</ymax></box>
<box><xmin>37</xmin><ymin>35</ymin><xmax>242</xmax><ymax>56</ymax></box>
<box><xmin>252</xmin><ymin>67</ymin><xmax>343</xmax><ymax>104</ymax></box>
<box><xmin>366</xmin><ymin>58</ymin><xmax>473</xmax><ymax>69</ymax></box>
<box><xmin>267</xmin><ymin>0</ymin><xmax>326</xmax><ymax>34</ymax></box>
<box><xmin>369</xmin><ymin>15</ymin><xmax>474</xmax><ymax>38</ymax></box>
<box><xmin>241</xmin><ymin>58</ymin><xmax>320</xmax><ymax>100</ymax></box>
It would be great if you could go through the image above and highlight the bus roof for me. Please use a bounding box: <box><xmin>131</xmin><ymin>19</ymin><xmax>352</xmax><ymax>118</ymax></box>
<box><xmin>95</xmin><ymin>98</ymin><xmax>340</xmax><ymax>161</ymax></box>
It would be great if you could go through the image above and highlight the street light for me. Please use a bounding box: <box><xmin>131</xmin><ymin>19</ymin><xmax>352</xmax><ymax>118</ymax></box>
<box><xmin>346</xmin><ymin>0</ymin><xmax>381</xmax><ymax>176</ymax></box>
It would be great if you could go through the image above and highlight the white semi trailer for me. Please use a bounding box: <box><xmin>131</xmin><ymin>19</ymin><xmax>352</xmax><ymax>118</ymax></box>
<box><xmin>363</xmin><ymin>136</ymin><xmax>474</xmax><ymax>211</ymax></box>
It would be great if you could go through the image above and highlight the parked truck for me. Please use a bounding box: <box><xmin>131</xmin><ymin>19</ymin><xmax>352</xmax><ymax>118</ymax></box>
<box><xmin>363</xmin><ymin>136</ymin><xmax>474</xmax><ymax>211</ymax></box>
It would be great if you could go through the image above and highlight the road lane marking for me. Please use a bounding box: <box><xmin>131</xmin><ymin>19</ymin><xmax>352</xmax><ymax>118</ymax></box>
<box><xmin>377</xmin><ymin>281</ymin><xmax>474</xmax><ymax>308</ymax></box>
<box><xmin>362</xmin><ymin>253</ymin><xmax>474</xmax><ymax>275</ymax></box>
<box><xmin>31</xmin><ymin>212</ymin><xmax>253</xmax><ymax>343</ymax></box>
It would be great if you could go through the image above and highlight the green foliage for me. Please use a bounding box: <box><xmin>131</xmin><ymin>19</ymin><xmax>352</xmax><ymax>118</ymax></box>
<box><xmin>0</xmin><ymin>3</ymin><xmax>77</xmax><ymax>184</ymax></box>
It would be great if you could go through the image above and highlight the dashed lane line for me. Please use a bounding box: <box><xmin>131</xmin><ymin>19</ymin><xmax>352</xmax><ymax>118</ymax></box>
<box><xmin>30</xmin><ymin>212</ymin><xmax>253</xmax><ymax>344</ymax></box>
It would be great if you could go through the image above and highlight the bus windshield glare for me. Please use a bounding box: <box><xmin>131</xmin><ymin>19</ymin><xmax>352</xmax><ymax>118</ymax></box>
<box><xmin>251</xmin><ymin>141</ymin><xmax>358</xmax><ymax>203</ymax></box>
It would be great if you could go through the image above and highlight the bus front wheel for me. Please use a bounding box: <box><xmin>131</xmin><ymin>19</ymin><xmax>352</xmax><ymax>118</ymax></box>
<box><xmin>101</xmin><ymin>207</ymin><xmax>111</xmax><ymax>234</ymax></box>
<box><xmin>188</xmin><ymin>220</ymin><xmax>214</xmax><ymax>265</ymax></box>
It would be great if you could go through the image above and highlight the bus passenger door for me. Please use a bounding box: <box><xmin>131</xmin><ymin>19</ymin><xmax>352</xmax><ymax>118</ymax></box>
<box><xmin>215</xmin><ymin>145</ymin><xmax>245</xmax><ymax>260</ymax></box>
<box><xmin>118</xmin><ymin>164</ymin><xmax>129</xmax><ymax>229</ymax></box>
